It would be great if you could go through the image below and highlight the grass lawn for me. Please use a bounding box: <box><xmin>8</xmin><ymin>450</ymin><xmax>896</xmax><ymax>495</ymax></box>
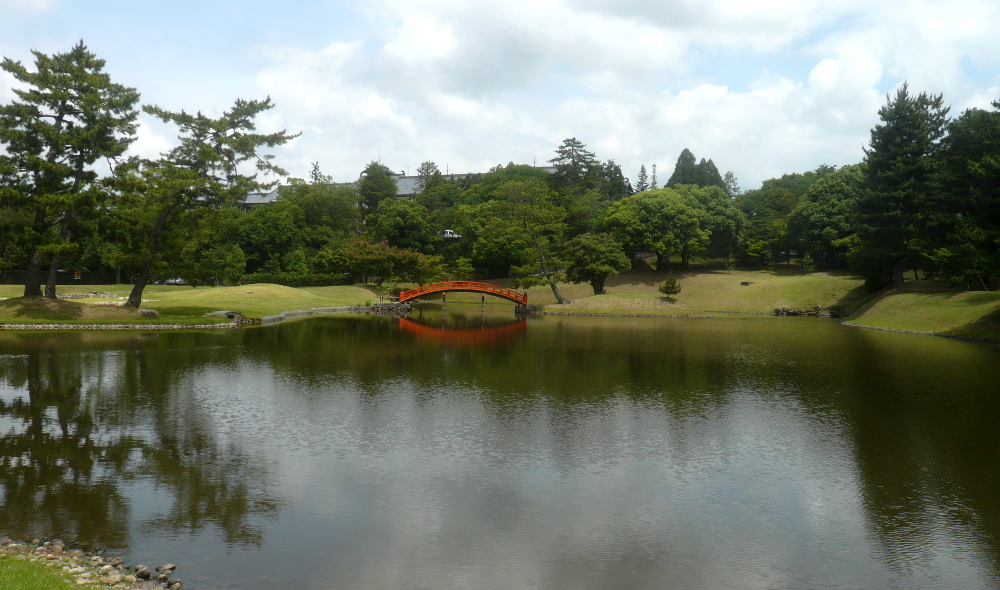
<box><xmin>0</xmin><ymin>283</ymin><xmax>377</xmax><ymax>325</ymax></box>
<box><xmin>845</xmin><ymin>280</ymin><xmax>1000</xmax><ymax>338</ymax></box>
<box><xmin>520</xmin><ymin>268</ymin><xmax>868</xmax><ymax>315</ymax></box>
<box><xmin>0</xmin><ymin>556</ymin><xmax>77</xmax><ymax>590</ymax></box>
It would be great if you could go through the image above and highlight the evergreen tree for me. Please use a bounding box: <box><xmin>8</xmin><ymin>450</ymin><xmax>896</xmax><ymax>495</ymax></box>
<box><xmin>602</xmin><ymin>160</ymin><xmax>632</xmax><ymax>200</ymax></box>
<box><xmin>116</xmin><ymin>97</ymin><xmax>297</xmax><ymax>308</ymax></box>
<box><xmin>650</xmin><ymin>163</ymin><xmax>658</xmax><ymax>190</ymax></box>
<box><xmin>723</xmin><ymin>171</ymin><xmax>740</xmax><ymax>196</ymax></box>
<box><xmin>635</xmin><ymin>165</ymin><xmax>649</xmax><ymax>193</ymax></box>
<box><xmin>549</xmin><ymin>137</ymin><xmax>601</xmax><ymax>195</ymax></box>
<box><xmin>415</xmin><ymin>161</ymin><xmax>440</xmax><ymax>191</ymax></box>
<box><xmin>667</xmin><ymin>149</ymin><xmax>698</xmax><ymax>186</ymax></box>
<box><xmin>855</xmin><ymin>83</ymin><xmax>949</xmax><ymax>289</ymax></box>
<box><xmin>0</xmin><ymin>41</ymin><xmax>140</xmax><ymax>297</ymax></box>
<box><xmin>357</xmin><ymin>161</ymin><xmax>398</xmax><ymax>212</ymax></box>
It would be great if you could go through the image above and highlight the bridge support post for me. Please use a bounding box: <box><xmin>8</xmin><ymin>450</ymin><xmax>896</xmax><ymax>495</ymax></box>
<box><xmin>442</xmin><ymin>292</ymin><xmax>446</xmax><ymax>312</ymax></box>
<box><xmin>481</xmin><ymin>295</ymin><xmax>485</xmax><ymax>313</ymax></box>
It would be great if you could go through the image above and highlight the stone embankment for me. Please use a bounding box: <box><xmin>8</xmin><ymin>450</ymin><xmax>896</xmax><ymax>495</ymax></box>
<box><xmin>0</xmin><ymin>537</ymin><xmax>184</xmax><ymax>589</ymax></box>
<box><xmin>259</xmin><ymin>302</ymin><xmax>411</xmax><ymax>324</ymax></box>
<box><xmin>0</xmin><ymin>322</ymin><xmax>237</xmax><ymax>330</ymax></box>
<box><xmin>773</xmin><ymin>305</ymin><xmax>848</xmax><ymax>318</ymax></box>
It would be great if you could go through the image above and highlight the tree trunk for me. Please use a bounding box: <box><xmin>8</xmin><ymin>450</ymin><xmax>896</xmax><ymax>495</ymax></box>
<box><xmin>23</xmin><ymin>249</ymin><xmax>44</xmax><ymax>297</ymax></box>
<box><xmin>656</xmin><ymin>252</ymin><xmax>665</xmax><ymax>270</ymax></box>
<box><xmin>549</xmin><ymin>281</ymin><xmax>569</xmax><ymax>304</ymax></box>
<box><xmin>892</xmin><ymin>263</ymin><xmax>905</xmax><ymax>290</ymax></box>
<box><xmin>591</xmin><ymin>278</ymin><xmax>605</xmax><ymax>295</ymax></box>
<box><xmin>22</xmin><ymin>207</ymin><xmax>48</xmax><ymax>297</ymax></box>
<box><xmin>125</xmin><ymin>206</ymin><xmax>173</xmax><ymax>309</ymax></box>
<box><xmin>681</xmin><ymin>247</ymin><xmax>690</xmax><ymax>269</ymax></box>
<box><xmin>913</xmin><ymin>267</ymin><xmax>919</xmax><ymax>280</ymax></box>
<box><xmin>44</xmin><ymin>254</ymin><xmax>62</xmax><ymax>298</ymax></box>
<box><xmin>44</xmin><ymin>214</ymin><xmax>71</xmax><ymax>298</ymax></box>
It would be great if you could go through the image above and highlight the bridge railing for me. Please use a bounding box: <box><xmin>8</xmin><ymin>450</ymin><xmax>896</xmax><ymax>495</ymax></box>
<box><xmin>398</xmin><ymin>281</ymin><xmax>528</xmax><ymax>305</ymax></box>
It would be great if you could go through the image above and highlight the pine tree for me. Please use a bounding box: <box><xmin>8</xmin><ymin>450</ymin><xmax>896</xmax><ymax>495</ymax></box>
<box><xmin>855</xmin><ymin>83</ymin><xmax>949</xmax><ymax>289</ymax></box>
<box><xmin>0</xmin><ymin>41</ymin><xmax>140</xmax><ymax>297</ymax></box>
<box><xmin>635</xmin><ymin>165</ymin><xmax>649</xmax><ymax>192</ymax></box>
<box><xmin>549</xmin><ymin>137</ymin><xmax>601</xmax><ymax>194</ymax></box>
<box><xmin>650</xmin><ymin>163</ymin><xmax>658</xmax><ymax>189</ymax></box>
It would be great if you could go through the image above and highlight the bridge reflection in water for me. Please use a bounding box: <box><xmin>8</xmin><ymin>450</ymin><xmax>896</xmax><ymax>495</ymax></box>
<box><xmin>398</xmin><ymin>316</ymin><xmax>527</xmax><ymax>348</ymax></box>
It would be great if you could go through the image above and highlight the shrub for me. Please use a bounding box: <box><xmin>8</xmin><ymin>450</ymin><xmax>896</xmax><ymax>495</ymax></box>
<box><xmin>659</xmin><ymin>272</ymin><xmax>682</xmax><ymax>296</ymax></box>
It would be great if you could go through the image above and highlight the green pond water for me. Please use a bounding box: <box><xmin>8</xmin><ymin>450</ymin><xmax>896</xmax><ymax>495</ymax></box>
<box><xmin>1</xmin><ymin>307</ymin><xmax>998</xmax><ymax>590</ymax></box>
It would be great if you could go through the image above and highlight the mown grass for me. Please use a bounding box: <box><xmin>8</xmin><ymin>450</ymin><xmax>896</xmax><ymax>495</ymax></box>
<box><xmin>526</xmin><ymin>268</ymin><xmax>867</xmax><ymax>315</ymax></box>
<box><xmin>843</xmin><ymin>280</ymin><xmax>1000</xmax><ymax>338</ymax></box>
<box><xmin>0</xmin><ymin>283</ymin><xmax>376</xmax><ymax>325</ymax></box>
<box><xmin>0</xmin><ymin>555</ymin><xmax>77</xmax><ymax>590</ymax></box>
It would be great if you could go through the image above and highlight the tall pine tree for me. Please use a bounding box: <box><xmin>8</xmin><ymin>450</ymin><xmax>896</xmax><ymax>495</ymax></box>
<box><xmin>0</xmin><ymin>41</ymin><xmax>140</xmax><ymax>297</ymax></box>
<box><xmin>855</xmin><ymin>83</ymin><xmax>948</xmax><ymax>289</ymax></box>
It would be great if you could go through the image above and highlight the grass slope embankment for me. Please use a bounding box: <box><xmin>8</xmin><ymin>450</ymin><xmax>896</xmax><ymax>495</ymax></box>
<box><xmin>0</xmin><ymin>283</ymin><xmax>376</xmax><ymax>326</ymax></box>
<box><xmin>519</xmin><ymin>268</ymin><xmax>868</xmax><ymax>316</ymax></box>
<box><xmin>844</xmin><ymin>280</ymin><xmax>1000</xmax><ymax>340</ymax></box>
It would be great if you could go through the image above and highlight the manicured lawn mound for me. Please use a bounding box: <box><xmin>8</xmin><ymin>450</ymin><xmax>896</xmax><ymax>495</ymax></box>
<box><xmin>529</xmin><ymin>269</ymin><xmax>867</xmax><ymax>313</ymax></box>
<box><xmin>0</xmin><ymin>296</ymin><xmax>147</xmax><ymax>324</ymax></box>
<box><xmin>0</xmin><ymin>284</ymin><xmax>377</xmax><ymax>325</ymax></box>
<box><xmin>846</xmin><ymin>280</ymin><xmax>1000</xmax><ymax>338</ymax></box>
<box><xmin>0</xmin><ymin>555</ymin><xmax>77</xmax><ymax>590</ymax></box>
<box><xmin>146</xmin><ymin>283</ymin><xmax>375</xmax><ymax>318</ymax></box>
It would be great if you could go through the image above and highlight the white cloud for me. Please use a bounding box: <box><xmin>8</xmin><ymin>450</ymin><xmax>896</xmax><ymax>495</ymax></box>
<box><xmin>126</xmin><ymin>118</ymin><xmax>176</xmax><ymax>161</ymax></box>
<box><xmin>231</xmin><ymin>0</ymin><xmax>1000</xmax><ymax>187</ymax></box>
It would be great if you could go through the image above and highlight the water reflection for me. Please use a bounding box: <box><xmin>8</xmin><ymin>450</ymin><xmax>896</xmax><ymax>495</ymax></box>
<box><xmin>0</xmin><ymin>332</ymin><xmax>282</xmax><ymax>550</ymax></box>
<box><xmin>0</xmin><ymin>318</ymin><xmax>998</xmax><ymax>589</ymax></box>
<box><xmin>399</xmin><ymin>316</ymin><xmax>527</xmax><ymax>348</ymax></box>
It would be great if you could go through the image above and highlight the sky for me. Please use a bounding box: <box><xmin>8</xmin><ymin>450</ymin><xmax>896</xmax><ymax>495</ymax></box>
<box><xmin>2</xmin><ymin>0</ymin><xmax>999</xmax><ymax>190</ymax></box>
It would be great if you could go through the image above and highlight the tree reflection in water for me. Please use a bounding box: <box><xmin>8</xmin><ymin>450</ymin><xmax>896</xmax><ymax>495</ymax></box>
<box><xmin>0</xmin><ymin>332</ymin><xmax>282</xmax><ymax>549</ymax></box>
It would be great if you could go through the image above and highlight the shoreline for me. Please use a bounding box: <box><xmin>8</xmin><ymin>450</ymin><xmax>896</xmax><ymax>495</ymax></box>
<box><xmin>0</xmin><ymin>536</ymin><xmax>182</xmax><ymax>589</ymax></box>
<box><xmin>2</xmin><ymin>307</ymin><xmax>998</xmax><ymax>345</ymax></box>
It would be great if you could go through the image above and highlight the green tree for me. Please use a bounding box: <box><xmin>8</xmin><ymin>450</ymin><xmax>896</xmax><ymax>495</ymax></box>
<box><xmin>635</xmin><ymin>165</ymin><xmax>649</xmax><ymax>193</ymax></box>
<box><xmin>931</xmin><ymin>102</ymin><xmax>1000</xmax><ymax>284</ymax></box>
<box><xmin>666</xmin><ymin>149</ymin><xmax>726</xmax><ymax>190</ymax></box>
<box><xmin>602</xmin><ymin>160</ymin><xmax>633</xmax><ymax>200</ymax></box>
<box><xmin>366</xmin><ymin>197</ymin><xmax>441</xmax><ymax>252</ymax></box>
<box><xmin>0</xmin><ymin>41</ymin><xmax>139</xmax><ymax>297</ymax></box>
<box><xmin>650</xmin><ymin>163</ymin><xmax>658</xmax><ymax>190</ymax></box>
<box><xmin>723</xmin><ymin>171</ymin><xmax>740</xmax><ymax>196</ymax></box>
<box><xmin>604</xmin><ymin>189</ymin><xmax>709</xmax><ymax>269</ymax></box>
<box><xmin>116</xmin><ymin>97</ymin><xmax>297</xmax><ymax>307</ymax></box>
<box><xmin>659</xmin><ymin>272</ymin><xmax>681</xmax><ymax>296</ymax></box>
<box><xmin>415</xmin><ymin>161</ymin><xmax>440</xmax><ymax>191</ymax></box>
<box><xmin>281</xmin><ymin>170</ymin><xmax>360</xmax><ymax>247</ymax></box>
<box><xmin>549</xmin><ymin>137</ymin><xmax>602</xmax><ymax>196</ymax></box>
<box><xmin>855</xmin><ymin>83</ymin><xmax>949</xmax><ymax>289</ymax></box>
<box><xmin>459</xmin><ymin>177</ymin><xmax>569</xmax><ymax>302</ymax></box>
<box><xmin>670</xmin><ymin>184</ymin><xmax>744</xmax><ymax>263</ymax></box>
<box><xmin>237</xmin><ymin>201</ymin><xmax>305</xmax><ymax>273</ymax></box>
<box><xmin>563</xmin><ymin>233</ymin><xmax>631</xmax><ymax>295</ymax></box>
<box><xmin>357</xmin><ymin>161</ymin><xmax>398</xmax><ymax>212</ymax></box>
<box><xmin>786</xmin><ymin>165</ymin><xmax>863</xmax><ymax>267</ymax></box>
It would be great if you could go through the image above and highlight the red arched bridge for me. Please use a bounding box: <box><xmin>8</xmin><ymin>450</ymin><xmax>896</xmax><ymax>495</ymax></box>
<box><xmin>398</xmin><ymin>281</ymin><xmax>528</xmax><ymax>305</ymax></box>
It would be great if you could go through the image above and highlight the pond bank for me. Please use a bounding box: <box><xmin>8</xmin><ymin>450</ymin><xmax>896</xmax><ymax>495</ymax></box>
<box><xmin>0</xmin><ymin>537</ymin><xmax>184</xmax><ymax>589</ymax></box>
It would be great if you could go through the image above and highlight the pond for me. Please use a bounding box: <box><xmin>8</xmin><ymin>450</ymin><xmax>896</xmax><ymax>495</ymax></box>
<box><xmin>1</xmin><ymin>308</ymin><xmax>999</xmax><ymax>590</ymax></box>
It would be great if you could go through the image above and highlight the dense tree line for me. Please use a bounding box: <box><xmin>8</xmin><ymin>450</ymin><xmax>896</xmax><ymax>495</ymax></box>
<box><xmin>2</xmin><ymin>44</ymin><xmax>999</xmax><ymax>306</ymax></box>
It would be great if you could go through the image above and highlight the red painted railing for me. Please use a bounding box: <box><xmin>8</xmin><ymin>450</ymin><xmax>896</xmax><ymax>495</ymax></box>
<box><xmin>398</xmin><ymin>281</ymin><xmax>528</xmax><ymax>305</ymax></box>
